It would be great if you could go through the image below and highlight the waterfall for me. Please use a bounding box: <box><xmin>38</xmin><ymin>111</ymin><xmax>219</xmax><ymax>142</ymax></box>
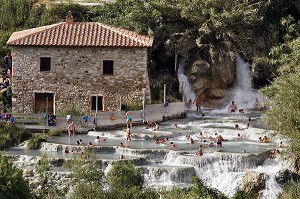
<box><xmin>163</xmin><ymin>151</ymin><xmax>268</xmax><ymax>171</ymax></box>
<box><xmin>142</xmin><ymin>165</ymin><xmax>196</xmax><ymax>187</ymax></box>
<box><xmin>160</xmin><ymin>150</ymin><xmax>285</xmax><ymax>197</ymax></box>
<box><xmin>178</xmin><ymin>58</ymin><xmax>196</xmax><ymax>109</ymax></box>
<box><xmin>232</xmin><ymin>54</ymin><xmax>263</xmax><ymax>109</ymax></box>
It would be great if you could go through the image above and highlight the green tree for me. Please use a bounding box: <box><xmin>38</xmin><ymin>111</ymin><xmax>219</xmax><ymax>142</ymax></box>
<box><xmin>0</xmin><ymin>122</ymin><xmax>31</xmax><ymax>150</ymax></box>
<box><xmin>0</xmin><ymin>0</ymin><xmax>30</xmax><ymax>31</ymax></box>
<box><xmin>278</xmin><ymin>181</ymin><xmax>300</xmax><ymax>199</ymax></box>
<box><xmin>34</xmin><ymin>154</ymin><xmax>68</xmax><ymax>198</ymax></box>
<box><xmin>106</xmin><ymin>161</ymin><xmax>146</xmax><ymax>199</ymax></box>
<box><xmin>68</xmin><ymin>151</ymin><xmax>105</xmax><ymax>199</ymax></box>
<box><xmin>0</xmin><ymin>154</ymin><xmax>33</xmax><ymax>199</ymax></box>
<box><xmin>188</xmin><ymin>177</ymin><xmax>227</xmax><ymax>199</ymax></box>
<box><xmin>261</xmin><ymin>35</ymin><xmax>300</xmax><ymax>151</ymax></box>
<box><xmin>39</xmin><ymin>3</ymin><xmax>90</xmax><ymax>26</ymax></box>
<box><xmin>232</xmin><ymin>189</ymin><xmax>251</xmax><ymax>199</ymax></box>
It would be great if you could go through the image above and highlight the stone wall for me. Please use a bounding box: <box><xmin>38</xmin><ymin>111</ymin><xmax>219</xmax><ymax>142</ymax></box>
<box><xmin>11</xmin><ymin>46</ymin><xmax>151</xmax><ymax>114</ymax></box>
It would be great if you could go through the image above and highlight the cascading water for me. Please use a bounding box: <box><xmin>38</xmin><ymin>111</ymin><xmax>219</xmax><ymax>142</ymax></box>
<box><xmin>178</xmin><ymin>58</ymin><xmax>196</xmax><ymax>110</ymax></box>
<box><xmin>232</xmin><ymin>53</ymin><xmax>263</xmax><ymax>109</ymax></box>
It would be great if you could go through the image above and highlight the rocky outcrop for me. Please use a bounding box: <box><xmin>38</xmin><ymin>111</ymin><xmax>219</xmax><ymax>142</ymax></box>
<box><xmin>294</xmin><ymin>156</ymin><xmax>300</xmax><ymax>174</ymax></box>
<box><xmin>185</xmin><ymin>42</ymin><xmax>236</xmax><ymax>107</ymax></box>
<box><xmin>241</xmin><ymin>171</ymin><xmax>266</xmax><ymax>199</ymax></box>
<box><xmin>275</xmin><ymin>169</ymin><xmax>300</xmax><ymax>185</ymax></box>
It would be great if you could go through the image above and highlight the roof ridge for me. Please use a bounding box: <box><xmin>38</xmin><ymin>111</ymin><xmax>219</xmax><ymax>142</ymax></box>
<box><xmin>7</xmin><ymin>22</ymin><xmax>153</xmax><ymax>47</ymax></box>
<box><xmin>98</xmin><ymin>23</ymin><xmax>153</xmax><ymax>46</ymax></box>
<box><xmin>7</xmin><ymin>23</ymin><xmax>65</xmax><ymax>45</ymax></box>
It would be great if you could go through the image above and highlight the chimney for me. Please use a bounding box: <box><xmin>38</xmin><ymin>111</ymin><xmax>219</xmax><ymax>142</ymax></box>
<box><xmin>66</xmin><ymin>11</ymin><xmax>73</xmax><ymax>24</ymax></box>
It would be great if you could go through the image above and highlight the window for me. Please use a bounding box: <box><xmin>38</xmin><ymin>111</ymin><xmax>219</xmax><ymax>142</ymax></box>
<box><xmin>103</xmin><ymin>60</ymin><xmax>114</xmax><ymax>75</ymax></box>
<box><xmin>91</xmin><ymin>96</ymin><xmax>103</xmax><ymax>111</ymax></box>
<box><xmin>40</xmin><ymin>57</ymin><xmax>51</xmax><ymax>71</ymax></box>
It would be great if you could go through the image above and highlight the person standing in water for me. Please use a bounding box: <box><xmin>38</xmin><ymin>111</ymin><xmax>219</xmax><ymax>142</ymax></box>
<box><xmin>193</xmin><ymin>93</ymin><xmax>203</xmax><ymax>113</ymax></box>
<box><xmin>228</xmin><ymin>101</ymin><xmax>237</xmax><ymax>112</ymax></box>
<box><xmin>68</xmin><ymin>122</ymin><xmax>75</xmax><ymax>137</ymax></box>
<box><xmin>187</xmin><ymin>99</ymin><xmax>192</xmax><ymax>109</ymax></box>
<box><xmin>214</xmin><ymin>133</ymin><xmax>224</xmax><ymax>147</ymax></box>
<box><xmin>126</xmin><ymin>126</ymin><xmax>132</xmax><ymax>141</ymax></box>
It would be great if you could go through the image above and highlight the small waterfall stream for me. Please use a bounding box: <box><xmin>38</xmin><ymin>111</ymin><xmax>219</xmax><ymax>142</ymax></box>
<box><xmin>233</xmin><ymin>53</ymin><xmax>263</xmax><ymax>109</ymax></box>
<box><xmin>178</xmin><ymin>58</ymin><xmax>196</xmax><ymax>109</ymax></box>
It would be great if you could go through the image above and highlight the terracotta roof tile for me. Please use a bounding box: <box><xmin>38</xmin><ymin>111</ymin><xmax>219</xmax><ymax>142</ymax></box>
<box><xmin>7</xmin><ymin>22</ymin><xmax>153</xmax><ymax>47</ymax></box>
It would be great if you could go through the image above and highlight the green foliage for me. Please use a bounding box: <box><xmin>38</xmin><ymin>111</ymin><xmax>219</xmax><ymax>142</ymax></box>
<box><xmin>261</xmin><ymin>70</ymin><xmax>300</xmax><ymax>151</ymax></box>
<box><xmin>188</xmin><ymin>177</ymin><xmax>227</xmax><ymax>199</ymax></box>
<box><xmin>34</xmin><ymin>154</ymin><xmax>67</xmax><ymax>198</ymax></box>
<box><xmin>162</xmin><ymin>187</ymin><xmax>191</xmax><ymax>199</ymax></box>
<box><xmin>0</xmin><ymin>154</ymin><xmax>33</xmax><ymax>199</ymax></box>
<box><xmin>261</xmin><ymin>36</ymin><xmax>300</xmax><ymax>151</ymax></box>
<box><xmin>0</xmin><ymin>0</ymin><xmax>30</xmax><ymax>31</ymax></box>
<box><xmin>123</xmin><ymin>102</ymin><xmax>143</xmax><ymax>111</ymax></box>
<box><xmin>68</xmin><ymin>151</ymin><xmax>105</xmax><ymax>199</ymax></box>
<box><xmin>39</xmin><ymin>3</ymin><xmax>90</xmax><ymax>26</ymax></box>
<box><xmin>2</xmin><ymin>86</ymin><xmax>12</xmax><ymax>113</ymax></box>
<box><xmin>27</xmin><ymin>4</ymin><xmax>47</xmax><ymax>28</ymax></box>
<box><xmin>107</xmin><ymin>161</ymin><xmax>144</xmax><ymax>198</ymax></box>
<box><xmin>162</xmin><ymin>177</ymin><xmax>227</xmax><ymax>199</ymax></box>
<box><xmin>57</xmin><ymin>103</ymin><xmax>85</xmax><ymax>116</ymax></box>
<box><xmin>48</xmin><ymin>128</ymin><xmax>62</xmax><ymax>136</ymax></box>
<box><xmin>0</xmin><ymin>122</ymin><xmax>31</xmax><ymax>149</ymax></box>
<box><xmin>151</xmin><ymin>86</ymin><xmax>160</xmax><ymax>101</ymax></box>
<box><xmin>26</xmin><ymin>136</ymin><xmax>47</xmax><ymax>149</ymax></box>
<box><xmin>232</xmin><ymin>189</ymin><xmax>251</xmax><ymax>199</ymax></box>
<box><xmin>35</xmin><ymin>154</ymin><xmax>52</xmax><ymax>197</ymax></box>
<box><xmin>278</xmin><ymin>181</ymin><xmax>300</xmax><ymax>199</ymax></box>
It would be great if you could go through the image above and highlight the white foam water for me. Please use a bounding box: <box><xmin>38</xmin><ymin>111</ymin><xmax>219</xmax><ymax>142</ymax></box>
<box><xmin>178</xmin><ymin>58</ymin><xmax>196</xmax><ymax>110</ymax></box>
<box><xmin>232</xmin><ymin>53</ymin><xmax>263</xmax><ymax>110</ymax></box>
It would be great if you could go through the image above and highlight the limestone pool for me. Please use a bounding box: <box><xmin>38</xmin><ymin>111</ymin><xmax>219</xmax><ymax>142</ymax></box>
<box><xmin>4</xmin><ymin>109</ymin><xmax>290</xmax><ymax>198</ymax></box>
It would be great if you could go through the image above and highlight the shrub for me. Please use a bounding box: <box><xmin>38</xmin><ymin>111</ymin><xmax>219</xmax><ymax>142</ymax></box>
<box><xmin>26</xmin><ymin>136</ymin><xmax>47</xmax><ymax>150</ymax></box>
<box><xmin>232</xmin><ymin>189</ymin><xmax>251</xmax><ymax>199</ymax></box>
<box><xmin>48</xmin><ymin>128</ymin><xmax>62</xmax><ymax>136</ymax></box>
<box><xmin>0</xmin><ymin>122</ymin><xmax>31</xmax><ymax>150</ymax></box>
<box><xmin>107</xmin><ymin>161</ymin><xmax>143</xmax><ymax>191</ymax></box>
<box><xmin>151</xmin><ymin>86</ymin><xmax>160</xmax><ymax>101</ymax></box>
<box><xmin>124</xmin><ymin>102</ymin><xmax>143</xmax><ymax>111</ymax></box>
<box><xmin>57</xmin><ymin>104</ymin><xmax>85</xmax><ymax>116</ymax></box>
<box><xmin>0</xmin><ymin>154</ymin><xmax>33</xmax><ymax>198</ymax></box>
<box><xmin>278</xmin><ymin>181</ymin><xmax>300</xmax><ymax>199</ymax></box>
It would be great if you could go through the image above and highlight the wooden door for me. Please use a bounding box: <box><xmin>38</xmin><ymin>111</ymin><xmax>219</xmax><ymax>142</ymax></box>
<box><xmin>34</xmin><ymin>93</ymin><xmax>54</xmax><ymax>114</ymax></box>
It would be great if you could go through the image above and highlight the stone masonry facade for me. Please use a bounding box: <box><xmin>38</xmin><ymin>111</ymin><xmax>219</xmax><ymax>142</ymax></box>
<box><xmin>12</xmin><ymin>46</ymin><xmax>151</xmax><ymax>114</ymax></box>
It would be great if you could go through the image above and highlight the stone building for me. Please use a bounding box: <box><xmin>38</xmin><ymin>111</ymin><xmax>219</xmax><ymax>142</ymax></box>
<box><xmin>7</xmin><ymin>13</ymin><xmax>153</xmax><ymax>114</ymax></box>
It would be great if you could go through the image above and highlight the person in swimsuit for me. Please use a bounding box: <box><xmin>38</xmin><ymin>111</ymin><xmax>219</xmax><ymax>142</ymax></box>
<box><xmin>126</xmin><ymin>126</ymin><xmax>132</xmax><ymax>141</ymax></box>
<box><xmin>214</xmin><ymin>133</ymin><xmax>224</xmax><ymax>147</ymax></box>
<box><xmin>193</xmin><ymin>94</ymin><xmax>203</xmax><ymax>113</ymax></box>
<box><xmin>125</xmin><ymin>111</ymin><xmax>133</xmax><ymax>128</ymax></box>
<box><xmin>187</xmin><ymin>99</ymin><xmax>192</xmax><ymax>109</ymax></box>
<box><xmin>195</xmin><ymin>145</ymin><xmax>204</xmax><ymax>156</ymax></box>
<box><xmin>228</xmin><ymin>101</ymin><xmax>237</xmax><ymax>112</ymax></box>
<box><xmin>68</xmin><ymin>122</ymin><xmax>75</xmax><ymax>137</ymax></box>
